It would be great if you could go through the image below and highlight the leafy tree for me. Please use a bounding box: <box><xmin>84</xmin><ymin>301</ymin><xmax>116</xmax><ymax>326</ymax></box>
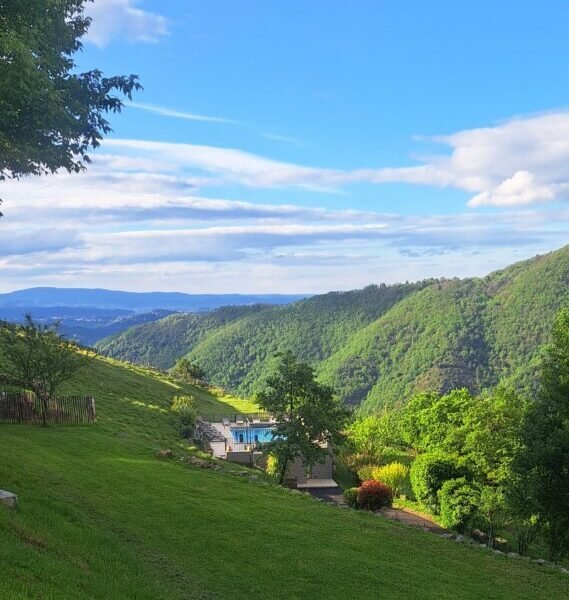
<box><xmin>514</xmin><ymin>308</ymin><xmax>569</xmax><ymax>558</ymax></box>
<box><xmin>507</xmin><ymin>474</ymin><xmax>540</xmax><ymax>555</ymax></box>
<box><xmin>256</xmin><ymin>351</ymin><xmax>349</xmax><ymax>485</ymax></box>
<box><xmin>346</xmin><ymin>412</ymin><xmax>403</xmax><ymax>466</ymax></box>
<box><xmin>401</xmin><ymin>389</ymin><xmax>475</xmax><ymax>454</ymax></box>
<box><xmin>463</xmin><ymin>387</ymin><xmax>527</xmax><ymax>485</ymax></box>
<box><xmin>0</xmin><ymin>0</ymin><xmax>141</xmax><ymax>214</ymax></box>
<box><xmin>0</xmin><ymin>315</ymin><xmax>91</xmax><ymax>425</ymax></box>
<box><xmin>170</xmin><ymin>358</ymin><xmax>206</xmax><ymax>384</ymax></box>
<box><xmin>478</xmin><ymin>486</ymin><xmax>508</xmax><ymax>549</ymax></box>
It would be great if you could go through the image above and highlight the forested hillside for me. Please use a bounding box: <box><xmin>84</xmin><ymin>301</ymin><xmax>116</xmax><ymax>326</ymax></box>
<box><xmin>320</xmin><ymin>247</ymin><xmax>569</xmax><ymax>411</ymax></box>
<box><xmin>95</xmin><ymin>304</ymin><xmax>273</xmax><ymax>369</ymax></box>
<box><xmin>184</xmin><ymin>282</ymin><xmax>428</xmax><ymax>395</ymax></box>
<box><xmin>98</xmin><ymin>246</ymin><xmax>569</xmax><ymax>412</ymax></box>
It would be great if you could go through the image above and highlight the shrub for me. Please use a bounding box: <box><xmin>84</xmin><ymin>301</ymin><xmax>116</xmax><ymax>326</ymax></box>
<box><xmin>410</xmin><ymin>453</ymin><xmax>463</xmax><ymax>513</ymax></box>
<box><xmin>357</xmin><ymin>464</ymin><xmax>378</xmax><ymax>482</ymax></box>
<box><xmin>357</xmin><ymin>480</ymin><xmax>393</xmax><ymax>511</ymax></box>
<box><xmin>438</xmin><ymin>478</ymin><xmax>480</xmax><ymax>532</ymax></box>
<box><xmin>372</xmin><ymin>462</ymin><xmax>409</xmax><ymax>497</ymax></box>
<box><xmin>265</xmin><ymin>453</ymin><xmax>279</xmax><ymax>478</ymax></box>
<box><xmin>171</xmin><ymin>395</ymin><xmax>198</xmax><ymax>437</ymax></box>
<box><xmin>343</xmin><ymin>487</ymin><xmax>359</xmax><ymax>508</ymax></box>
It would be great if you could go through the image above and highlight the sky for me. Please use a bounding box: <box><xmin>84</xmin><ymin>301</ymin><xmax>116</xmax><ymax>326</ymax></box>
<box><xmin>2</xmin><ymin>0</ymin><xmax>569</xmax><ymax>294</ymax></box>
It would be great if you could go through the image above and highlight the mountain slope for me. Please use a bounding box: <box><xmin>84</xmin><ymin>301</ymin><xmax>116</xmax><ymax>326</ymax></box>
<box><xmin>95</xmin><ymin>246</ymin><xmax>569</xmax><ymax>411</ymax></box>
<box><xmin>185</xmin><ymin>282</ymin><xmax>429</xmax><ymax>395</ymax></box>
<box><xmin>96</xmin><ymin>304</ymin><xmax>274</xmax><ymax>369</ymax></box>
<box><xmin>1</xmin><ymin>355</ymin><xmax>566</xmax><ymax>599</ymax></box>
<box><xmin>188</xmin><ymin>246</ymin><xmax>569</xmax><ymax>409</ymax></box>
<box><xmin>320</xmin><ymin>246</ymin><xmax>569</xmax><ymax>412</ymax></box>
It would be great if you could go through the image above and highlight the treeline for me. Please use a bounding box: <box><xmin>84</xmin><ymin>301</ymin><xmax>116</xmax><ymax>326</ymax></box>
<box><xmin>343</xmin><ymin>308</ymin><xmax>569</xmax><ymax>559</ymax></box>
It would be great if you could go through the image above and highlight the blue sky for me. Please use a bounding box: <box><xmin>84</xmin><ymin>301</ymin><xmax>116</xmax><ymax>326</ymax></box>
<box><xmin>2</xmin><ymin>0</ymin><xmax>569</xmax><ymax>293</ymax></box>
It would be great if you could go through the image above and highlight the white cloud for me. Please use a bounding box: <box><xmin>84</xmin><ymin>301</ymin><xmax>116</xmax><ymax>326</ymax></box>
<box><xmin>100</xmin><ymin>112</ymin><xmax>569</xmax><ymax>205</ymax></box>
<box><xmin>468</xmin><ymin>171</ymin><xmax>557</xmax><ymax>207</ymax></box>
<box><xmin>86</xmin><ymin>0</ymin><xmax>168</xmax><ymax>48</ymax></box>
<box><xmin>130</xmin><ymin>103</ymin><xmax>238</xmax><ymax>124</ymax></box>
<box><xmin>3</xmin><ymin>110</ymin><xmax>569</xmax><ymax>292</ymax></box>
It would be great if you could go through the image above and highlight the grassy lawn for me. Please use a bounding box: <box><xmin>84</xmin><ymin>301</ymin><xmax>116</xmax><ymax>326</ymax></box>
<box><xmin>1</xmin><ymin>356</ymin><xmax>568</xmax><ymax>599</ymax></box>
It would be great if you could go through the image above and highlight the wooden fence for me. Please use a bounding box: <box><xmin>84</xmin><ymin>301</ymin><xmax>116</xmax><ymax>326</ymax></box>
<box><xmin>198</xmin><ymin>411</ymin><xmax>273</xmax><ymax>424</ymax></box>
<box><xmin>0</xmin><ymin>392</ymin><xmax>96</xmax><ymax>425</ymax></box>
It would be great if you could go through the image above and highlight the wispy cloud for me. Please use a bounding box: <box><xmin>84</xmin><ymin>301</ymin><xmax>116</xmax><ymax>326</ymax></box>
<box><xmin>262</xmin><ymin>133</ymin><xmax>309</xmax><ymax>147</ymax></box>
<box><xmin>100</xmin><ymin>111</ymin><xmax>569</xmax><ymax>205</ymax></box>
<box><xmin>85</xmin><ymin>0</ymin><xmax>169</xmax><ymax>48</ymax></box>
<box><xmin>131</xmin><ymin>103</ymin><xmax>240</xmax><ymax>124</ymax></box>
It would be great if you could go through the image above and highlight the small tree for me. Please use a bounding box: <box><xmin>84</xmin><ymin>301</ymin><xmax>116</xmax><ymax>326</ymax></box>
<box><xmin>479</xmin><ymin>486</ymin><xmax>508</xmax><ymax>549</ymax></box>
<box><xmin>171</xmin><ymin>395</ymin><xmax>198</xmax><ymax>438</ymax></box>
<box><xmin>257</xmin><ymin>351</ymin><xmax>349</xmax><ymax>485</ymax></box>
<box><xmin>170</xmin><ymin>358</ymin><xmax>206</xmax><ymax>384</ymax></box>
<box><xmin>347</xmin><ymin>412</ymin><xmax>403</xmax><ymax>465</ymax></box>
<box><xmin>0</xmin><ymin>316</ymin><xmax>91</xmax><ymax>425</ymax></box>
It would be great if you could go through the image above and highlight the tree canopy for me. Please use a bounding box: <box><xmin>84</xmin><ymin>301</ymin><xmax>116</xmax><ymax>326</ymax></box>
<box><xmin>0</xmin><ymin>0</ymin><xmax>141</xmax><ymax>213</ymax></box>
<box><xmin>257</xmin><ymin>351</ymin><xmax>349</xmax><ymax>485</ymax></box>
<box><xmin>0</xmin><ymin>315</ymin><xmax>91</xmax><ymax>424</ymax></box>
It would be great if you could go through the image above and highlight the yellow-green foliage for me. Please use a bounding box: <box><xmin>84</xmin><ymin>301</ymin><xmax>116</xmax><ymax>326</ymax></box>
<box><xmin>372</xmin><ymin>462</ymin><xmax>409</xmax><ymax>497</ymax></box>
<box><xmin>265</xmin><ymin>453</ymin><xmax>279</xmax><ymax>477</ymax></box>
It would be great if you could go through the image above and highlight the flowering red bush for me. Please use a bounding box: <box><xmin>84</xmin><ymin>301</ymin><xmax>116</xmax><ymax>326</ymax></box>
<box><xmin>357</xmin><ymin>480</ymin><xmax>393</xmax><ymax>511</ymax></box>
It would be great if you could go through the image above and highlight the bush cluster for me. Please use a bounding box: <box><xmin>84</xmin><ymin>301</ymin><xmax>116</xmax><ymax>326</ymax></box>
<box><xmin>410</xmin><ymin>453</ymin><xmax>463</xmax><ymax>513</ymax></box>
<box><xmin>343</xmin><ymin>487</ymin><xmax>359</xmax><ymax>508</ymax></box>
<box><xmin>357</xmin><ymin>480</ymin><xmax>393</xmax><ymax>511</ymax></box>
<box><xmin>372</xmin><ymin>462</ymin><xmax>409</xmax><ymax>497</ymax></box>
<box><xmin>438</xmin><ymin>478</ymin><xmax>480</xmax><ymax>532</ymax></box>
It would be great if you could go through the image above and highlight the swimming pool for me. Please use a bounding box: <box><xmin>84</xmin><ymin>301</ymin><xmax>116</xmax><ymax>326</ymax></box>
<box><xmin>230</xmin><ymin>426</ymin><xmax>276</xmax><ymax>445</ymax></box>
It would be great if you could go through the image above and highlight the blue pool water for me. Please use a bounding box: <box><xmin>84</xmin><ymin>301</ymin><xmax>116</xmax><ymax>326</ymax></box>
<box><xmin>230</xmin><ymin>426</ymin><xmax>275</xmax><ymax>445</ymax></box>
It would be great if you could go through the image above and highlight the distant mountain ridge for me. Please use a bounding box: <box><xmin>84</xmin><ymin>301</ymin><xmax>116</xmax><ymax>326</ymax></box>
<box><xmin>0</xmin><ymin>287</ymin><xmax>307</xmax><ymax>312</ymax></box>
<box><xmin>97</xmin><ymin>245</ymin><xmax>569</xmax><ymax>412</ymax></box>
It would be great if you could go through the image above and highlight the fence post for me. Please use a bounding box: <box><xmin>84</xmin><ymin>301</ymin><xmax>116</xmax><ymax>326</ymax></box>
<box><xmin>89</xmin><ymin>396</ymin><xmax>96</xmax><ymax>422</ymax></box>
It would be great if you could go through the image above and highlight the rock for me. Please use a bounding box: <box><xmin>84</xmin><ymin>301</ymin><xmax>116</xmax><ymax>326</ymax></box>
<box><xmin>0</xmin><ymin>490</ymin><xmax>18</xmax><ymax>509</ymax></box>
<box><xmin>156</xmin><ymin>449</ymin><xmax>173</xmax><ymax>459</ymax></box>
<box><xmin>533</xmin><ymin>559</ymin><xmax>548</xmax><ymax>566</ymax></box>
<box><xmin>471</xmin><ymin>528</ymin><xmax>487</xmax><ymax>542</ymax></box>
<box><xmin>507</xmin><ymin>552</ymin><xmax>520</xmax><ymax>559</ymax></box>
<box><xmin>493</xmin><ymin>550</ymin><xmax>504</xmax><ymax>555</ymax></box>
<box><xmin>439</xmin><ymin>533</ymin><xmax>454</xmax><ymax>539</ymax></box>
<box><xmin>558</xmin><ymin>567</ymin><xmax>569</xmax><ymax>574</ymax></box>
<box><xmin>454</xmin><ymin>535</ymin><xmax>464</xmax><ymax>543</ymax></box>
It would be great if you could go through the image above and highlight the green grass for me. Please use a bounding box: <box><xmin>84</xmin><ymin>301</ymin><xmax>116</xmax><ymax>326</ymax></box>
<box><xmin>1</xmin><ymin>356</ymin><xmax>568</xmax><ymax>599</ymax></box>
